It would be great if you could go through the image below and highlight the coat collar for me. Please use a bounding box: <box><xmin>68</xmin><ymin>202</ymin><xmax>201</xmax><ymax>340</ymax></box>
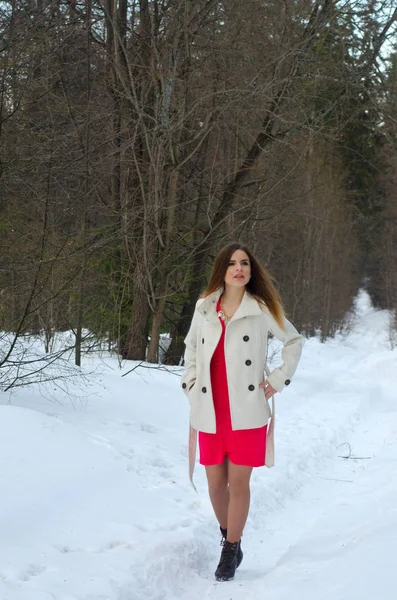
<box><xmin>197</xmin><ymin>288</ymin><xmax>263</xmax><ymax>323</ymax></box>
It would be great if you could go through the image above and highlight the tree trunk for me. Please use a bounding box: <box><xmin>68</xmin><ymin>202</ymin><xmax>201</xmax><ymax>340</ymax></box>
<box><xmin>75</xmin><ymin>0</ymin><xmax>91</xmax><ymax>366</ymax></box>
<box><xmin>122</xmin><ymin>283</ymin><xmax>150</xmax><ymax>360</ymax></box>
<box><xmin>146</xmin><ymin>295</ymin><xmax>166</xmax><ymax>363</ymax></box>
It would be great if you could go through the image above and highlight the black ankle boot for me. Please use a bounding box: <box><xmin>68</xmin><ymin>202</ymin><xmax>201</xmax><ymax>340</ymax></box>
<box><xmin>215</xmin><ymin>539</ymin><xmax>240</xmax><ymax>581</ymax></box>
<box><xmin>220</xmin><ymin>526</ymin><xmax>243</xmax><ymax>569</ymax></box>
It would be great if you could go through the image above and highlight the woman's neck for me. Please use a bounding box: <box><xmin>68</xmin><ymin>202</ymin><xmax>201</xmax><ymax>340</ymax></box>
<box><xmin>222</xmin><ymin>285</ymin><xmax>246</xmax><ymax>305</ymax></box>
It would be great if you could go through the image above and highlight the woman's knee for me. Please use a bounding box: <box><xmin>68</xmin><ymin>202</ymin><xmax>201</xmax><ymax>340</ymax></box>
<box><xmin>208</xmin><ymin>480</ymin><xmax>228</xmax><ymax>496</ymax></box>
<box><xmin>228</xmin><ymin>478</ymin><xmax>250</xmax><ymax>497</ymax></box>
<box><xmin>228</xmin><ymin>464</ymin><xmax>252</xmax><ymax>496</ymax></box>
<box><xmin>206</xmin><ymin>465</ymin><xmax>228</xmax><ymax>494</ymax></box>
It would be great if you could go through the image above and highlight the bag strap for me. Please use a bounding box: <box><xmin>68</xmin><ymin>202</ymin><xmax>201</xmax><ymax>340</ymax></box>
<box><xmin>188</xmin><ymin>424</ymin><xmax>198</xmax><ymax>491</ymax></box>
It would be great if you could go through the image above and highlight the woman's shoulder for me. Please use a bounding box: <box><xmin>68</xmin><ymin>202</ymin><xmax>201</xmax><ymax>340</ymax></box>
<box><xmin>254</xmin><ymin>300</ymin><xmax>277</xmax><ymax>326</ymax></box>
<box><xmin>246</xmin><ymin>292</ymin><xmax>268</xmax><ymax>312</ymax></box>
<box><xmin>192</xmin><ymin>298</ymin><xmax>206</xmax><ymax>314</ymax></box>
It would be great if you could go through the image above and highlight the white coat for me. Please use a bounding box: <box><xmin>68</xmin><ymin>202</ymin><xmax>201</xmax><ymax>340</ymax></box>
<box><xmin>181</xmin><ymin>288</ymin><xmax>303</xmax><ymax>487</ymax></box>
<box><xmin>182</xmin><ymin>288</ymin><xmax>303</xmax><ymax>431</ymax></box>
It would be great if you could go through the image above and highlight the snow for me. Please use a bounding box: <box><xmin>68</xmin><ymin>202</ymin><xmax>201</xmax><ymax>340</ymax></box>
<box><xmin>1</xmin><ymin>289</ymin><xmax>397</xmax><ymax>600</ymax></box>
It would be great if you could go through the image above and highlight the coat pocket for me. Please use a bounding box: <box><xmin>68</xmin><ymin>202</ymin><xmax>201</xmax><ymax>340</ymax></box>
<box><xmin>186</xmin><ymin>381</ymin><xmax>197</xmax><ymax>406</ymax></box>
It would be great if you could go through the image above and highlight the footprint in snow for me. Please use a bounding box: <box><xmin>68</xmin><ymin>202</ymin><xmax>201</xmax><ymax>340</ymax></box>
<box><xmin>150</xmin><ymin>456</ymin><xmax>173</xmax><ymax>469</ymax></box>
<box><xmin>159</xmin><ymin>470</ymin><xmax>173</xmax><ymax>479</ymax></box>
<box><xmin>58</xmin><ymin>545</ymin><xmax>72</xmax><ymax>553</ymax></box>
<box><xmin>19</xmin><ymin>564</ymin><xmax>46</xmax><ymax>581</ymax></box>
<box><xmin>140</xmin><ymin>423</ymin><xmax>159</xmax><ymax>434</ymax></box>
<box><xmin>102</xmin><ymin>540</ymin><xmax>135</xmax><ymax>552</ymax></box>
<box><xmin>56</xmin><ymin>542</ymin><xmax>133</xmax><ymax>555</ymax></box>
<box><xmin>120</xmin><ymin>448</ymin><xmax>135</xmax><ymax>459</ymax></box>
<box><xmin>126</xmin><ymin>463</ymin><xmax>146</xmax><ymax>475</ymax></box>
<box><xmin>89</xmin><ymin>434</ymin><xmax>114</xmax><ymax>449</ymax></box>
<box><xmin>103</xmin><ymin>540</ymin><xmax>123</xmax><ymax>551</ymax></box>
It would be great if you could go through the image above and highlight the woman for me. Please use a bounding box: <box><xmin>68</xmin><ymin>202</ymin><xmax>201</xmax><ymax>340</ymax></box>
<box><xmin>181</xmin><ymin>242</ymin><xmax>303</xmax><ymax>582</ymax></box>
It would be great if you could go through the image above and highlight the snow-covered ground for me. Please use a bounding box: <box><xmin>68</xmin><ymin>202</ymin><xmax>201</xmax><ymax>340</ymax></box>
<box><xmin>1</xmin><ymin>290</ymin><xmax>396</xmax><ymax>600</ymax></box>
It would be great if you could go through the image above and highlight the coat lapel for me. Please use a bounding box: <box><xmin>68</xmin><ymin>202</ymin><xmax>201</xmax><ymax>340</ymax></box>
<box><xmin>197</xmin><ymin>288</ymin><xmax>222</xmax><ymax>324</ymax></box>
<box><xmin>197</xmin><ymin>288</ymin><xmax>263</xmax><ymax>322</ymax></box>
<box><xmin>230</xmin><ymin>291</ymin><xmax>263</xmax><ymax>320</ymax></box>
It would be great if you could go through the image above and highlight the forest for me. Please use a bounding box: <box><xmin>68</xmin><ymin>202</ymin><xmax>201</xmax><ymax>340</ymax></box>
<box><xmin>1</xmin><ymin>0</ymin><xmax>397</xmax><ymax>384</ymax></box>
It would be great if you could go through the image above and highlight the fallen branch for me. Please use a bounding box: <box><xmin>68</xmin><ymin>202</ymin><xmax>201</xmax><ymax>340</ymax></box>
<box><xmin>336</xmin><ymin>442</ymin><xmax>373</xmax><ymax>460</ymax></box>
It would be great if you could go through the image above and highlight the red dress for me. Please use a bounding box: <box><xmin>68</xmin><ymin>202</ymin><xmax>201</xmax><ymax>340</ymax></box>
<box><xmin>198</xmin><ymin>299</ymin><xmax>267</xmax><ymax>467</ymax></box>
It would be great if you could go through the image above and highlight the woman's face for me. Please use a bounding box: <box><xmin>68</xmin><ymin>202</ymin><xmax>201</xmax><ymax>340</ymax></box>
<box><xmin>224</xmin><ymin>249</ymin><xmax>251</xmax><ymax>288</ymax></box>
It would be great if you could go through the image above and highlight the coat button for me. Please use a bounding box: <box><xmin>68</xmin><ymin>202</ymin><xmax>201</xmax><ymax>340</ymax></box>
<box><xmin>245</xmin><ymin>359</ymin><xmax>252</xmax><ymax>366</ymax></box>
<box><xmin>243</xmin><ymin>335</ymin><xmax>249</xmax><ymax>342</ymax></box>
<box><xmin>248</xmin><ymin>384</ymin><xmax>255</xmax><ymax>391</ymax></box>
<box><xmin>285</xmin><ymin>379</ymin><xmax>291</xmax><ymax>385</ymax></box>
<box><xmin>182</xmin><ymin>383</ymin><xmax>187</xmax><ymax>389</ymax></box>
<box><xmin>202</xmin><ymin>386</ymin><xmax>207</xmax><ymax>393</ymax></box>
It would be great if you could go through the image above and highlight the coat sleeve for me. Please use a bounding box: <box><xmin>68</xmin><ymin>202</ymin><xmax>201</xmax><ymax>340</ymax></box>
<box><xmin>181</xmin><ymin>300</ymin><xmax>203</xmax><ymax>397</ymax></box>
<box><xmin>265</xmin><ymin>309</ymin><xmax>304</xmax><ymax>393</ymax></box>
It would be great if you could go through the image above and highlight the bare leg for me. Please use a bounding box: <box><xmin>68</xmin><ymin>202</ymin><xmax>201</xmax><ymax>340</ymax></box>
<box><xmin>205</xmin><ymin>462</ymin><xmax>229</xmax><ymax>530</ymax></box>
<box><xmin>226</xmin><ymin>461</ymin><xmax>253</xmax><ymax>543</ymax></box>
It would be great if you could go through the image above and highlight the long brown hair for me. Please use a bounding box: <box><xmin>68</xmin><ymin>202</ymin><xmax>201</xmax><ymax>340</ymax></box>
<box><xmin>203</xmin><ymin>242</ymin><xmax>285</xmax><ymax>329</ymax></box>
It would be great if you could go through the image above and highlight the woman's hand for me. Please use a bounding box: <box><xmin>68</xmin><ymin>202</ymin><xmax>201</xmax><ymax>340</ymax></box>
<box><xmin>259</xmin><ymin>380</ymin><xmax>278</xmax><ymax>400</ymax></box>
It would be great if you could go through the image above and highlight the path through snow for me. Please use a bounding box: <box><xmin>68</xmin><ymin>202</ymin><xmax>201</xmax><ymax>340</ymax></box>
<box><xmin>1</xmin><ymin>290</ymin><xmax>396</xmax><ymax>600</ymax></box>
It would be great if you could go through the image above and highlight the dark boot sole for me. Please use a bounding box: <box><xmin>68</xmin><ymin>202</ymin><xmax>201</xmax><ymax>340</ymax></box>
<box><xmin>216</xmin><ymin>575</ymin><xmax>235</xmax><ymax>582</ymax></box>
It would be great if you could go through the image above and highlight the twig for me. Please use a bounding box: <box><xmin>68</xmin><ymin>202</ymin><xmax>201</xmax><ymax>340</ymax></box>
<box><xmin>319</xmin><ymin>477</ymin><xmax>354</xmax><ymax>483</ymax></box>
<box><xmin>336</xmin><ymin>442</ymin><xmax>372</xmax><ymax>460</ymax></box>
